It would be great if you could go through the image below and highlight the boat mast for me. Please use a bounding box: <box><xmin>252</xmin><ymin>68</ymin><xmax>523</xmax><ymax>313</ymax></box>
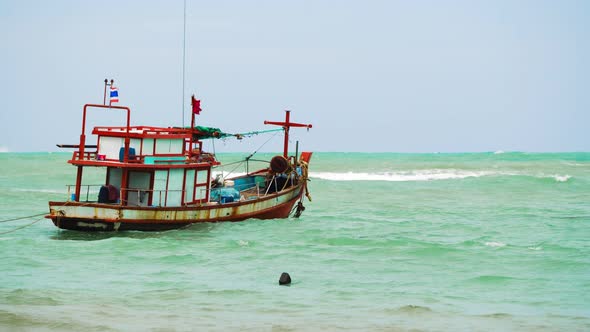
<box><xmin>264</xmin><ymin>110</ymin><xmax>312</xmax><ymax>158</ymax></box>
<box><xmin>181</xmin><ymin>0</ymin><xmax>187</xmax><ymax>128</ymax></box>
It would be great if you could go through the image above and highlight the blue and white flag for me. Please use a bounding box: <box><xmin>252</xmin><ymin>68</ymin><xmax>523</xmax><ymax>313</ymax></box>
<box><xmin>110</xmin><ymin>86</ymin><xmax>119</xmax><ymax>103</ymax></box>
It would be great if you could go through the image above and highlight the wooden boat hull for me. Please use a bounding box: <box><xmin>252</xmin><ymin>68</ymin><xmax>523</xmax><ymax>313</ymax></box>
<box><xmin>47</xmin><ymin>185</ymin><xmax>303</xmax><ymax>232</ymax></box>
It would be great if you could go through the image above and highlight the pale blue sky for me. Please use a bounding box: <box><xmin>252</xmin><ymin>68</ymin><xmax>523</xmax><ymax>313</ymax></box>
<box><xmin>1</xmin><ymin>0</ymin><xmax>588</xmax><ymax>153</ymax></box>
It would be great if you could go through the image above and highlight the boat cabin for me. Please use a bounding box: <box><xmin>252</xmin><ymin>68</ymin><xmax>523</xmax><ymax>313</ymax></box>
<box><xmin>68</xmin><ymin>104</ymin><xmax>222</xmax><ymax>208</ymax></box>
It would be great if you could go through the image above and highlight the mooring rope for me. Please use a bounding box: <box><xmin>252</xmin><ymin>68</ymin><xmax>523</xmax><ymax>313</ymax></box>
<box><xmin>0</xmin><ymin>212</ymin><xmax>47</xmax><ymax>223</ymax></box>
<box><xmin>0</xmin><ymin>216</ymin><xmax>46</xmax><ymax>235</ymax></box>
<box><xmin>0</xmin><ymin>200</ymin><xmax>104</xmax><ymax>234</ymax></box>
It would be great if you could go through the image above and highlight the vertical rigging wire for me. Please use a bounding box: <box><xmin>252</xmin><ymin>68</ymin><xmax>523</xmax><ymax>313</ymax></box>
<box><xmin>181</xmin><ymin>0</ymin><xmax>187</xmax><ymax>128</ymax></box>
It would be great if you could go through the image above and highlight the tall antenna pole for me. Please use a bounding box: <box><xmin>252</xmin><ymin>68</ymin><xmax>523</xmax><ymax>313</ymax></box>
<box><xmin>181</xmin><ymin>0</ymin><xmax>187</xmax><ymax>127</ymax></box>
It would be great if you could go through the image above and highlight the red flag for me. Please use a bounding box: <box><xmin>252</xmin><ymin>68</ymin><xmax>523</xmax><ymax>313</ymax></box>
<box><xmin>191</xmin><ymin>95</ymin><xmax>201</xmax><ymax>114</ymax></box>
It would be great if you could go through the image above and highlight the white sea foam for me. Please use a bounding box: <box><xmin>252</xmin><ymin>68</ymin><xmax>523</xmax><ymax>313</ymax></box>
<box><xmin>532</xmin><ymin>174</ymin><xmax>572</xmax><ymax>182</ymax></box>
<box><xmin>553</xmin><ymin>175</ymin><xmax>571</xmax><ymax>182</ymax></box>
<box><xmin>485</xmin><ymin>241</ymin><xmax>506</xmax><ymax>248</ymax></box>
<box><xmin>493</xmin><ymin>150</ymin><xmax>505</xmax><ymax>154</ymax></box>
<box><xmin>563</xmin><ymin>162</ymin><xmax>586</xmax><ymax>167</ymax></box>
<box><xmin>310</xmin><ymin>170</ymin><xmax>574</xmax><ymax>183</ymax></box>
<box><xmin>310</xmin><ymin>170</ymin><xmax>495</xmax><ymax>182</ymax></box>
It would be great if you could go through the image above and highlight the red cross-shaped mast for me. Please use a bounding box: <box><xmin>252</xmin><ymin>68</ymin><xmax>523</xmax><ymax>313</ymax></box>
<box><xmin>264</xmin><ymin>110</ymin><xmax>312</xmax><ymax>158</ymax></box>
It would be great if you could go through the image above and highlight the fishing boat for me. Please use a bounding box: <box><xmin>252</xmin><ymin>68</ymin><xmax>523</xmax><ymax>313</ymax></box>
<box><xmin>47</xmin><ymin>90</ymin><xmax>312</xmax><ymax>231</ymax></box>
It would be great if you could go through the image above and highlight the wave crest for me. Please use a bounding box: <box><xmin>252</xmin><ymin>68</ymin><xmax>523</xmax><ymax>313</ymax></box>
<box><xmin>553</xmin><ymin>175</ymin><xmax>571</xmax><ymax>182</ymax></box>
<box><xmin>310</xmin><ymin>170</ymin><xmax>573</xmax><ymax>183</ymax></box>
<box><xmin>485</xmin><ymin>241</ymin><xmax>506</xmax><ymax>248</ymax></box>
<box><xmin>310</xmin><ymin>170</ymin><xmax>494</xmax><ymax>182</ymax></box>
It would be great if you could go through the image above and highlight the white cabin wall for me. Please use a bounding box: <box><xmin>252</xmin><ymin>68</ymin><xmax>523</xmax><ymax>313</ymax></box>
<box><xmin>184</xmin><ymin>170</ymin><xmax>195</xmax><ymax>204</ymax></box>
<box><xmin>155</xmin><ymin>139</ymin><xmax>183</xmax><ymax>155</ymax></box>
<box><xmin>98</xmin><ymin>137</ymin><xmax>123</xmax><ymax>160</ymax></box>
<box><xmin>142</xmin><ymin>138</ymin><xmax>154</xmax><ymax>156</ymax></box>
<box><xmin>166</xmin><ymin>169</ymin><xmax>184</xmax><ymax>206</ymax></box>
<box><xmin>127</xmin><ymin>171</ymin><xmax>151</xmax><ymax>207</ymax></box>
<box><xmin>130</xmin><ymin>138</ymin><xmax>141</xmax><ymax>156</ymax></box>
<box><xmin>153</xmin><ymin>170</ymin><xmax>168</xmax><ymax>206</ymax></box>
<box><xmin>195</xmin><ymin>169</ymin><xmax>209</xmax><ymax>201</ymax></box>
<box><xmin>98</xmin><ymin>137</ymin><xmax>143</xmax><ymax>160</ymax></box>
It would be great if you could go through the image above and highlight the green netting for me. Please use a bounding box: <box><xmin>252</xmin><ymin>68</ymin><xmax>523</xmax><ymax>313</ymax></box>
<box><xmin>193</xmin><ymin>126</ymin><xmax>232</xmax><ymax>139</ymax></box>
<box><xmin>187</xmin><ymin>126</ymin><xmax>283</xmax><ymax>140</ymax></box>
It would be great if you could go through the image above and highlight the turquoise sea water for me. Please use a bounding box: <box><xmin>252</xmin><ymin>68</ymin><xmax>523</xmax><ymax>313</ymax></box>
<box><xmin>1</xmin><ymin>152</ymin><xmax>589</xmax><ymax>331</ymax></box>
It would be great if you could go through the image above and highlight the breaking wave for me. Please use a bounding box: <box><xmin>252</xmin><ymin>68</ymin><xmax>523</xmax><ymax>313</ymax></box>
<box><xmin>311</xmin><ymin>170</ymin><xmax>495</xmax><ymax>182</ymax></box>
<box><xmin>309</xmin><ymin>170</ymin><xmax>572</xmax><ymax>183</ymax></box>
<box><xmin>553</xmin><ymin>175</ymin><xmax>571</xmax><ymax>182</ymax></box>
<box><xmin>485</xmin><ymin>241</ymin><xmax>507</xmax><ymax>248</ymax></box>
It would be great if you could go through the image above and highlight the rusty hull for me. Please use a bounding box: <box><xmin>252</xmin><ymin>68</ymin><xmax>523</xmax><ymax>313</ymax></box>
<box><xmin>48</xmin><ymin>185</ymin><xmax>303</xmax><ymax>231</ymax></box>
